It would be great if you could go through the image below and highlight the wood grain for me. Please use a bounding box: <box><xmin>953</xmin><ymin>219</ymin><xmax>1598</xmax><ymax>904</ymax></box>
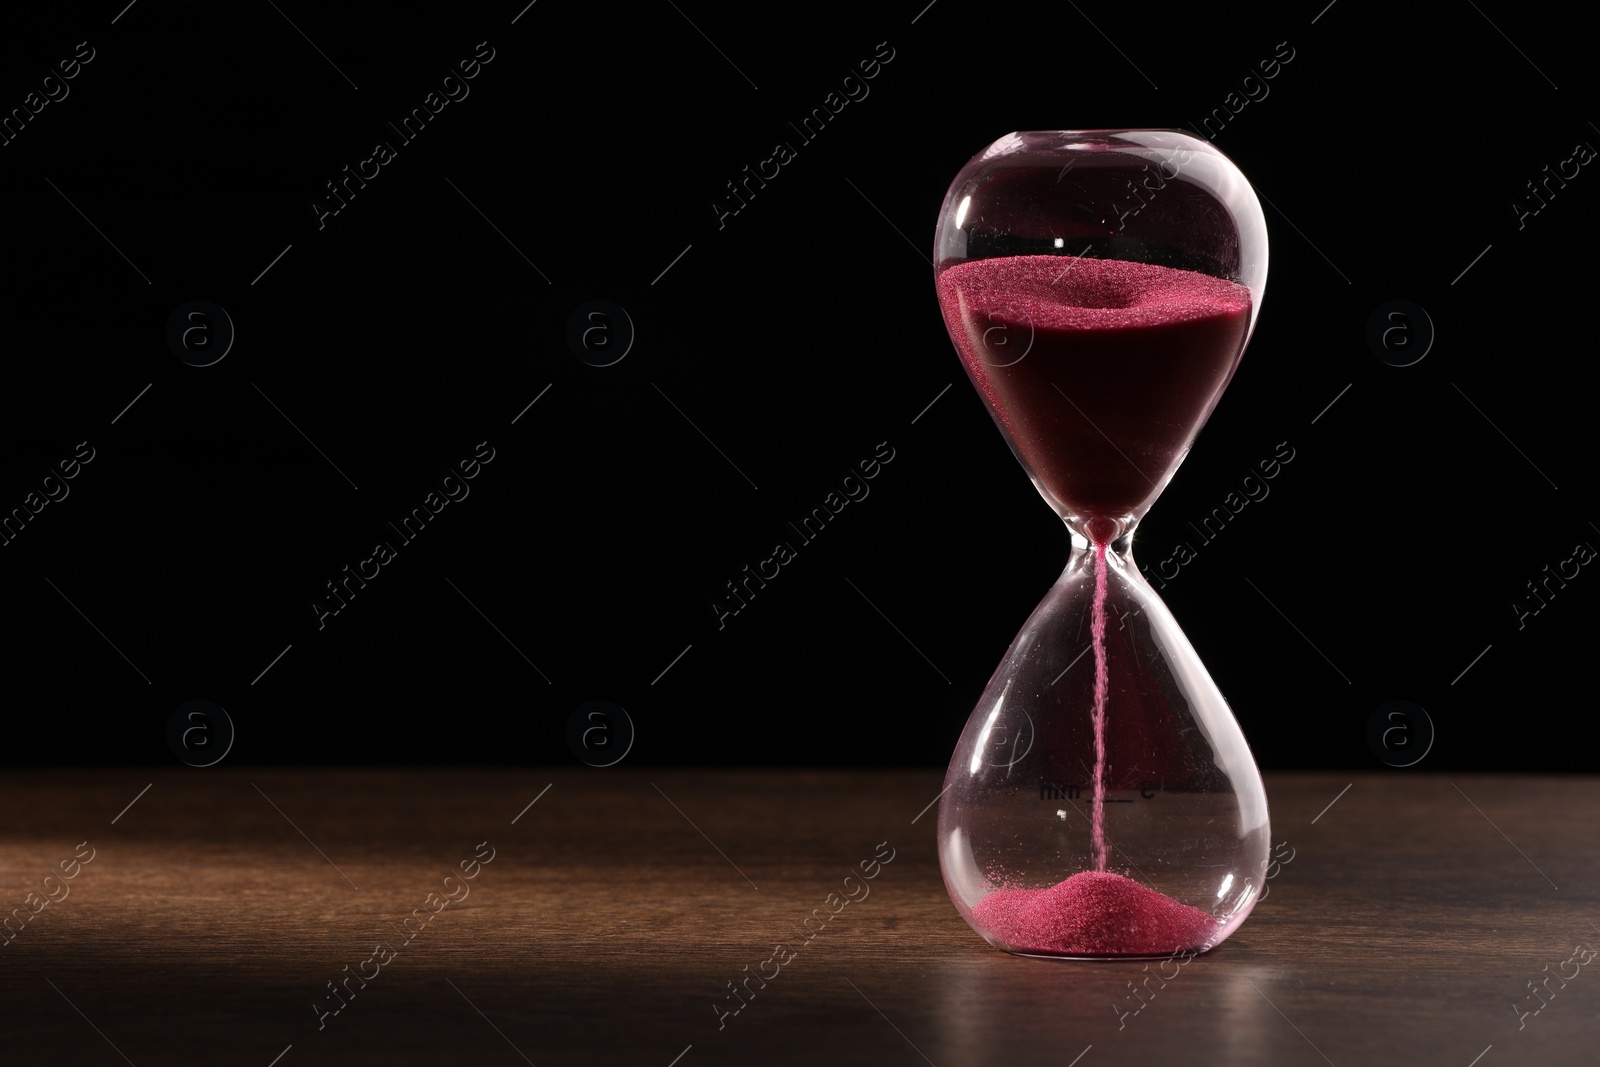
<box><xmin>1</xmin><ymin>769</ymin><xmax>1597</xmax><ymax>1066</ymax></box>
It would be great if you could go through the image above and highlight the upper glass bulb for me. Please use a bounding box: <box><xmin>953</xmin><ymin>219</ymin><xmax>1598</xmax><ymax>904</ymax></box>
<box><xmin>933</xmin><ymin>129</ymin><xmax>1268</xmax><ymax>545</ymax></box>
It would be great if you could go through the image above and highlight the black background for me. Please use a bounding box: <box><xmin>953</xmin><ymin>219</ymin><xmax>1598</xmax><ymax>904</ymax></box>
<box><xmin>0</xmin><ymin>1</ymin><xmax>1592</xmax><ymax>771</ymax></box>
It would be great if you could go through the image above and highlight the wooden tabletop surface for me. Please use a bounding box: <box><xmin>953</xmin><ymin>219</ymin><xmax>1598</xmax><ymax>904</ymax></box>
<box><xmin>1</xmin><ymin>769</ymin><xmax>1596</xmax><ymax>1066</ymax></box>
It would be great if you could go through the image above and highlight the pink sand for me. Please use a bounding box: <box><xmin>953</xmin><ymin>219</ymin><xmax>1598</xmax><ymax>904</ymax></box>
<box><xmin>935</xmin><ymin>255</ymin><xmax>1251</xmax><ymax>521</ymax></box>
<box><xmin>972</xmin><ymin>870</ymin><xmax>1218</xmax><ymax>955</ymax></box>
<box><xmin>1089</xmin><ymin>541</ymin><xmax>1110</xmax><ymax>870</ymax></box>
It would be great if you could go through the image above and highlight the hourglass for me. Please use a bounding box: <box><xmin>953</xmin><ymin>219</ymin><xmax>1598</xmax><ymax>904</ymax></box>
<box><xmin>933</xmin><ymin>130</ymin><xmax>1270</xmax><ymax>958</ymax></box>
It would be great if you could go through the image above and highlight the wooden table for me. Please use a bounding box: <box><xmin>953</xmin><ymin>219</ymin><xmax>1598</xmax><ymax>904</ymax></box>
<box><xmin>2</xmin><ymin>770</ymin><xmax>1596</xmax><ymax>1066</ymax></box>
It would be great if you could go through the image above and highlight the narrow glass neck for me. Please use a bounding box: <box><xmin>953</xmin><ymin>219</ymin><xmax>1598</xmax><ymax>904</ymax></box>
<box><xmin>1068</xmin><ymin>521</ymin><xmax>1138</xmax><ymax>560</ymax></box>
